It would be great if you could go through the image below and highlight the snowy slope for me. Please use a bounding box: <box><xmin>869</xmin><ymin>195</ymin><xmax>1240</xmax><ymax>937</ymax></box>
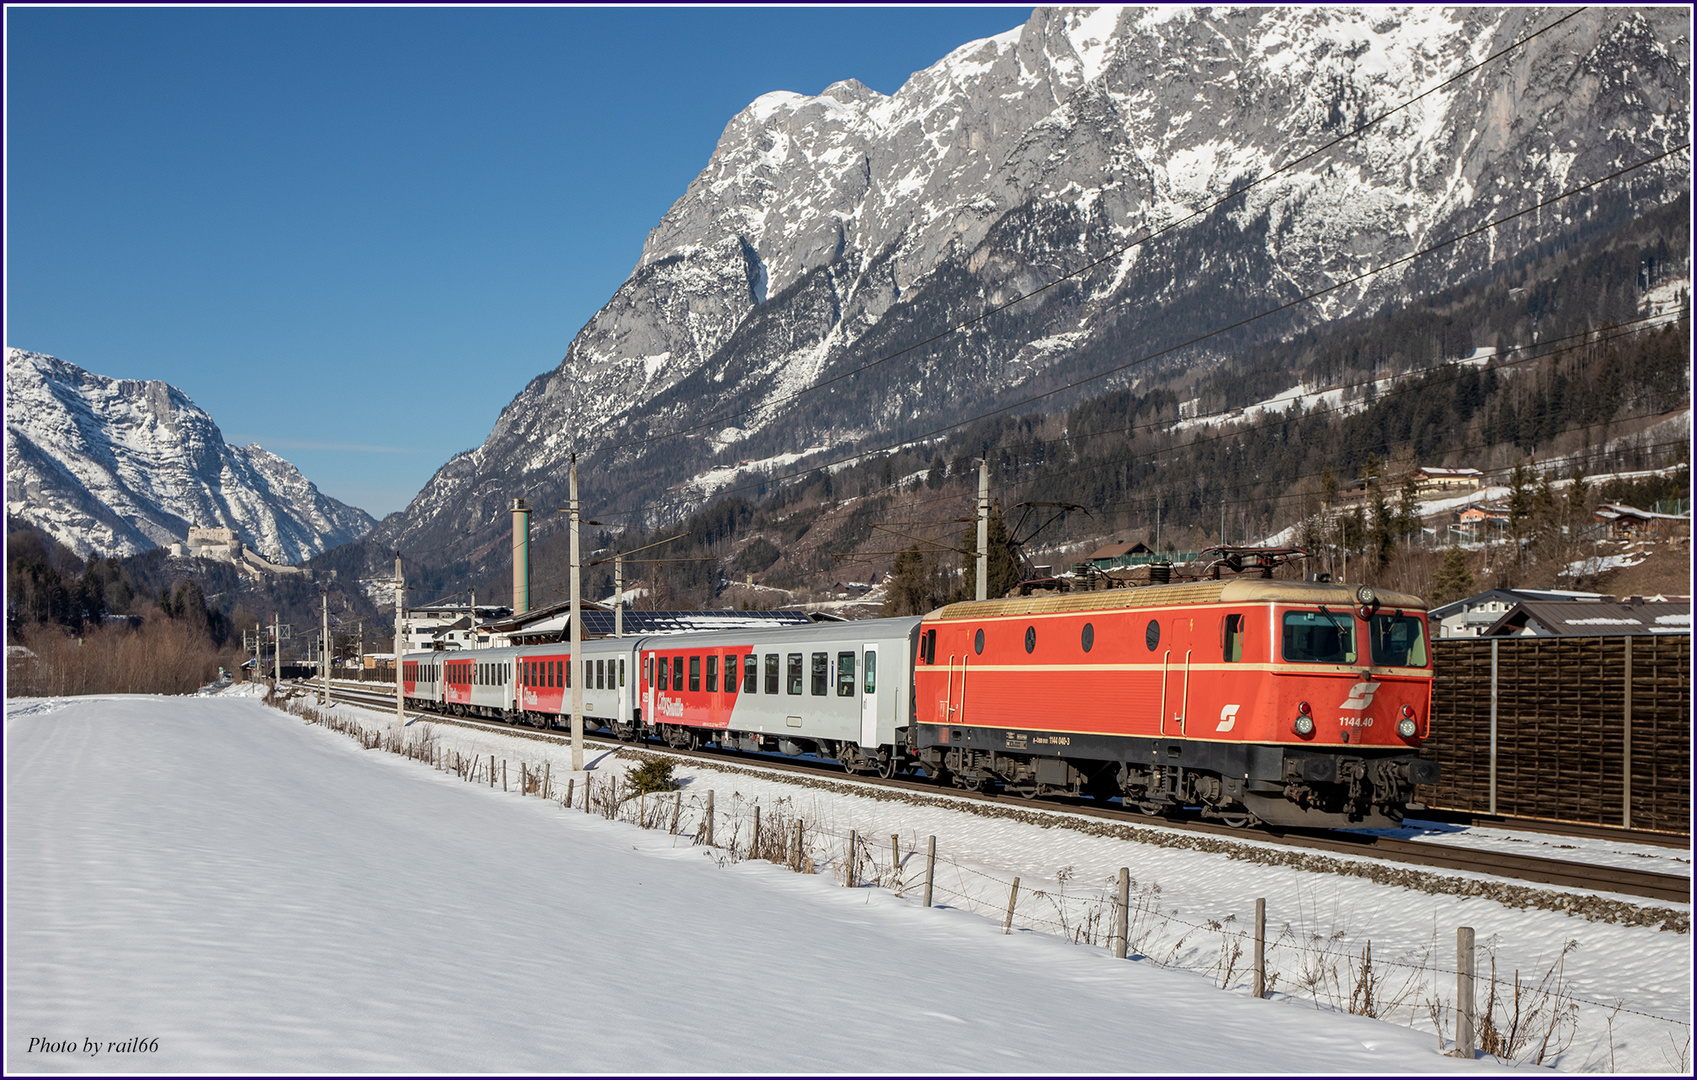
<box><xmin>4</xmin><ymin>348</ymin><xmax>375</xmax><ymax>561</ymax></box>
<box><xmin>374</xmin><ymin>6</ymin><xmax>1690</xmax><ymax>567</ymax></box>
<box><xmin>3</xmin><ymin>694</ymin><xmax>1558</xmax><ymax>1073</ymax></box>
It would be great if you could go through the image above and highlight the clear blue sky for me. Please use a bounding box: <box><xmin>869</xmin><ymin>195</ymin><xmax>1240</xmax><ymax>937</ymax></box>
<box><xmin>6</xmin><ymin>5</ymin><xmax>1030</xmax><ymax>519</ymax></box>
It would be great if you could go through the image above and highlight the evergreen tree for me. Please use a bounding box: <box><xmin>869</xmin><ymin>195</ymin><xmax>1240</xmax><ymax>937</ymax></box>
<box><xmin>1428</xmin><ymin>545</ymin><xmax>1476</xmax><ymax>606</ymax></box>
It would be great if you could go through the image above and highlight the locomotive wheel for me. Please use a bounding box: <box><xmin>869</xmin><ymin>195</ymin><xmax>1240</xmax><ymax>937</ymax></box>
<box><xmin>1135</xmin><ymin>800</ymin><xmax>1165</xmax><ymax>816</ymax></box>
<box><xmin>1214</xmin><ymin>811</ymin><xmax>1259</xmax><ymax>829</ymax></box>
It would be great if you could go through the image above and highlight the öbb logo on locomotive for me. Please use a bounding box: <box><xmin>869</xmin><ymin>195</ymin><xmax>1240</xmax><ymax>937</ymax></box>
<box><xmin>399</xmin><ymin>578</ymin><xmax>1439</xmax><ymax>829</ymax></box>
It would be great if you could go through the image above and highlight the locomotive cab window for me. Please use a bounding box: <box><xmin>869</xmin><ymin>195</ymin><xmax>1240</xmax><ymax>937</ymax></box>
<box><xmin>1368</xmin><ymin>613</ymin><xmax>1429</xmax><ymax>668</ymax></box>
<box><xmin>836</xmin><ymin>652</ymin><xmax>855</xmax><ymax>696</ymax></box>
<box><xmin>1282</xmin><ymin>610</ymin><xmax>1357</xmax><ymax>664</ymax></box>
<box><xmin>1221</xmin><ymin>614</ymin><xmax>1244</xmax><ymax>662</ymax></box>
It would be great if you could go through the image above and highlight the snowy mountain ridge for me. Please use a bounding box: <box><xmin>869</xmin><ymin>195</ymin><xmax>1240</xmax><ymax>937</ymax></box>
<box><xmin>370</xmin><ymin>6</ymin><xmax>1689</xmax><ymax>568</ymax></box>
<box><xmin>5</xmin><ymin>348</ymin><xmax>376</xmax><ymax>561</ymax></box>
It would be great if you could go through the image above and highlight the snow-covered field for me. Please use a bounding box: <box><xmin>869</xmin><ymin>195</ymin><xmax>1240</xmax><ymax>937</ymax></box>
<box><xmin>6</xmin><ymin>692</ymin><xmax>1690</xmax><ymax>1073</ymax></box>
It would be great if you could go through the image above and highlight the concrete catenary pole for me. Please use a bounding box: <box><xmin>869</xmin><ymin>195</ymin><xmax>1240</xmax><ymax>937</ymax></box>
<box><xmin>394</xmin><ymin>554</ymin><xmax>405</xmax><ymax>729</ymax></box>
<box><xmin>320</xmin><ymin>583</ymin><xmax>331</xmax><ymax>706</ymax></box>
<box><xmin>976</xmin><ymin>457</ymin><xmax>989</xmax><ymax>602</ymax></box>
<box><xmin>511</xmin><ymin>498</ymin><xmax>531</xmax><ymax>616</ymax></box>
<box><xmin>569</xmin><ymin>455</ymin><xmax>584</xmax><ymax>772</ymax></box>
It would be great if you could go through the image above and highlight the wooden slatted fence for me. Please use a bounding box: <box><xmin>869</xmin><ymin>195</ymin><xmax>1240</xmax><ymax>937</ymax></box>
<box><xmin>1424</xmin><ymin>634</ymin><xmax>1690</xmax><ymax>834</ymax></box>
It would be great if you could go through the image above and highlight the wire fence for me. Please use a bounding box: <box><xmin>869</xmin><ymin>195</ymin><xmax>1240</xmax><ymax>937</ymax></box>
<box><xmin>280</xmin><ymin>695</ymin><xmax>1693</xmax><ymax>1071</ymax></box>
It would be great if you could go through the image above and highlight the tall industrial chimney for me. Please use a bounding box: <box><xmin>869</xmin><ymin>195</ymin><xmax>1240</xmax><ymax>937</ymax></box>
<box><xmin>511</xmin><ymin>498</ymin><xmax>531</xmax><ymax>615</ymax></box>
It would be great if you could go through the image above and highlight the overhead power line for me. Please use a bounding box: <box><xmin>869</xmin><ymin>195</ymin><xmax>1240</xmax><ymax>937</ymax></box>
<box><xmin>656</xmin><ymin>145</ymin><xmax>1689</xmax><ymax>508</ymax></box>
<box><xmin>616</xmin><ymin>8</ymin><xmax>1590</xmax><ymax>452</ymax></box>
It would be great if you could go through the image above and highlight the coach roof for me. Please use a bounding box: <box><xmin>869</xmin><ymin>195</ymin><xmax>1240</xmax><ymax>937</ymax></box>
<box><xmin>927</xmin><ymin>579</ymin><xmax>1426</xmax><ymax>621</ymax></box>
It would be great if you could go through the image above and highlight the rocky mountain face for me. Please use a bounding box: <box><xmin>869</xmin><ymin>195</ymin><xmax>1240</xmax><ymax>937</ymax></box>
<box><xmin>5</xmin><ymin>348</ymin><xmax>377</xmax><ymax>562</ymax></box>
<box><xmin>372</xmin><ymin>5</ymin><xmax>1690</xmax><ymax>571</ymax></box>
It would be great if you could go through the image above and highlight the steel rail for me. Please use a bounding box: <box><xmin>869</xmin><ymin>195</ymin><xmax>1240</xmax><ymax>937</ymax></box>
<box><xmin>299</xmin><ymin>681</ymin><xmax>1690</xmax><ymax>904</ymax></box>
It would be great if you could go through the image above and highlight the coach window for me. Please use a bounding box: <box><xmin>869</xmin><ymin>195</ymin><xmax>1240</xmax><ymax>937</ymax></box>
<box><xmin>750</xmin><ymin>655</ymin><xmax>763</xmax><ymax>694</ymax></box>
<box><xmin>723</xmin><ymin>655</ymin><xmax>737</xmax><ymax>693</ymax></box>
<box><xmin>672</xmin><ymin>656</ymin><xmax>684</xmax><ymax>692</ymax></box>
<box><xmin>837</xmin><ymin>651</ymin><xmax>856</xmax><ymax>696</ymax></box>
<box><xmin>1222</xmin><ymin>614</ymin><xmax>1244</xmax><ymax>662</ymax></box>
<box><xmin>585</xmin><ymin>659</ymin><xmax>593</xmax><ymax>689</ymax></box>
<box><xmin>658</xmin><ymin>656</ymin><xmax>669</xmax><ymax>690</ymax></box>
<box><xmin>811</xmin><ymin>653</ymin><xmax>828</xmax><ymax>695</ymax></box>
<box><xmin>787</xmin><ymin>653</ymin><xmax>803</xmax><ymax>695</ymax></box>
<box><xmin>601</xmin><ymin>659</ymin><xmax>610</xmax><ymax>689</ymax></box>
<box><xmin>706</xmin><ymin>655</ymin><xmax>719</xmax><ymax>693</ymax></box>
<box><xmin>619</xmin><ymin>658</ymin><xmax>626</xmax><ymax>687</ymax></box>
<box><xmin>688</xmin><ymin>656</ymin><xmax>701</xmax><ymax>692</ymax></box>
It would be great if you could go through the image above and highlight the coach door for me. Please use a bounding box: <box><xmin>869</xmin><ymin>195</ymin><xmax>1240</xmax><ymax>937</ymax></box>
<box><xmin>860</xmin><ymin>643</ymin><xmax>880</xmax><ymax>748</ymax></box>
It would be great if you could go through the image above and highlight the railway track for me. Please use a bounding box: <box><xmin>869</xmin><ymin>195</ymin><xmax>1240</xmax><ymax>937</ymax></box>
<box><xmin>295</xmin><ymin>680</ymin><xmax>1692</xmax><ymax>905</ymax></box>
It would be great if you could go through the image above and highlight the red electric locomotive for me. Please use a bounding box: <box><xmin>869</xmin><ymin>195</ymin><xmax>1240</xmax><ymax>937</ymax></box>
<box><xmin>908</xmin><ymin>578</ymin><xmax>1439</xmax><ymax>827</ymax></box>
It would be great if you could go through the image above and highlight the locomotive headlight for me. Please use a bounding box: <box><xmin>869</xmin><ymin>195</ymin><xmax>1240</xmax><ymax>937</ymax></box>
<box><xmin>1294</xmin><ymin>713</ymin><xmax>1315</xmax><ymax>736</ymax></box>
<box><xmin>1355</xmin><ymin>585</ymin><xmax>1376</xmax><ymax>605</ymax></box>
<box><xmin>1398</xmin><ymin>704</ymin><xmax>1418</xmax><ymax>739</ymax></box>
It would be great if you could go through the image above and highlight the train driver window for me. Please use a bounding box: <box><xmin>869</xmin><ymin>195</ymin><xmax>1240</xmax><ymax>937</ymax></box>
<box><xmin>672</xmin><ymin>656</ymin><xmax>684</xmax><ymax>692</ymax></box>
<box><xmin>706</xmin><ymin>655</ymin><xmax>718</xmax><ymax>693</ymax></box>
<box><xmin>837</xmin><ymin>651</ymin><xmax>856</xmax><ymax>696</ymax></box>
<box><xmin>1282</xmin><ymin>610</ymin><xmax>1357</xmax><ymax>664</ymax></box>
<box><xmin>688</xmin><ymin>656</ymin><xmax>701</xmax><ymax>692</ymax></box>
<box><xmin>1222</xmin><ymin>614</ymin><xmax>1244</xmax><ymax>662</ymax></box>
<box><xmin>811</xmin><ymin>653</ymin><xmax>828</xmax><ymax>695</ymax></box>
<box><xmin>745</xmin><ymin>655</ymin><xmax>758</xmax><ymax>693</ymax></box>
<box><xmin>787</xmin><ymin>653</ymin><xmax>803</xmax><ymax>695</ymax></box>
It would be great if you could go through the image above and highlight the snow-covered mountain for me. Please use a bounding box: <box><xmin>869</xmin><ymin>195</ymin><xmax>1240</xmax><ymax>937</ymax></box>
<box><xmin>5</xmin><ymin>348</ymin><xmax>376</xmax><ymax>562</ymax></box>
<box><xmin>374</xmin><ymin>6</ymin><xmax>1690</xmax><ymax>567</ymax></box>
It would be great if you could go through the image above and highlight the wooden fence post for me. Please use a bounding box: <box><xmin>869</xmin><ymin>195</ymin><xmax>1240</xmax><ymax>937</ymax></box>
<box><xmin>671</xmin><ymin>790</ymin><xmax>683</xmax><ymax>835</ymax></box>
<box><xmin>847</xmin><ymin>829</ymin><xmax>858</xmax><ymax>887</ymax></box>
<box><xmin>923</xmin><ymin>835</ymin><xmax>936</xmax><ymax>908</ymax></box>
<box><xmin>752</xmin><ymin>805</ymin><xmax>761</xmax><ymax>860</ymax></box>
<box><xmin>1456</xmin><ymin>926</ymin><xmax>1476</xmax><ymax>1058</ymax></box>
<box><xmin>791</xmin><ymin>820</ymin><xmax>804</xmax><ymax>871</ymax></box>
<box><xmin>566</xmin><ymin>778</ymin><xmax>575</xmax><ymax>809</ymax></box>
<box><xmin>1004</xmin><ymin>877</ymin><xmax>1020</xmax><ymax>934</ymax></box>
<box><xmin>705</xmin><ymin>790</ymin><xmax>715</xmax><ymax>847</ymax></box>
<box><xmin>1623</xmin><ymin>635</ymin><xmax>1633</xmax><ymax>828</ymax></box>
<box><xmin>1253</xmin><ymin>897</ymin><xmax>1265</xmax><ymax>998</ymax></box>
<box><xmin>502</xmin><ymin>759</ymin><xmax>507</xmax><ymax>792</ymax></box>
<box><xmin>1114</xmin><ymin>867</ymin><xmax>1129</xmax><ymax>959</ymax></box>
<box><xmin>1489</xmin><ymin>639</ymin><xmax>1499</xmax><ymax>815</ymax></box>
<box><xmin>891</xmin><ymin>834</ymin><xmax>901</xmax><ymax>893</ymax></box>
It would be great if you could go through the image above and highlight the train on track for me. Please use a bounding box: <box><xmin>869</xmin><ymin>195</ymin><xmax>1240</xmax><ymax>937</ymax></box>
<box><xmin>400</xmin><ymin>577</ymin><xmax>1439</xmax><ymax>828</ymax></box>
